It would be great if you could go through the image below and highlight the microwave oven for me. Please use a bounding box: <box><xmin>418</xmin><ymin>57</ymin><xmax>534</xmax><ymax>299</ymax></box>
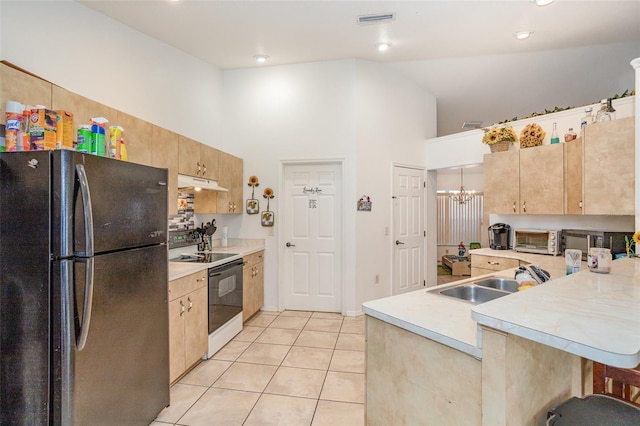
<box><xmin>513</xmin><ymin>229</ymin><xmax>562</xmax><ymax>256</ymax></box>
<box><xmin>561</xmin><ymin>229</ymin><xmax>631</xmax><ymax>261</ymax></box>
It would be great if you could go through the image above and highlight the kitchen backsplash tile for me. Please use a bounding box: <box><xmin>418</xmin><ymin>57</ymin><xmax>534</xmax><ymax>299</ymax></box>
<box><xmin>169</xmin><ymin>192</ymin><xmax>195</xmax><ymax>231</ymax></box>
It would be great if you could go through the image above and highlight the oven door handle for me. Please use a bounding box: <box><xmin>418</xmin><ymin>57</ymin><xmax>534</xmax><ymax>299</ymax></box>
<box><xmin>210</xmin><ymin>272</ymin><xmax>222</xmax><ymax>277</ymax></box>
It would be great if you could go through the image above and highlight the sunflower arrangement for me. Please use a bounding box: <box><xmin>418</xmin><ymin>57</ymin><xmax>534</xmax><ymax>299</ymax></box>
<box><xmin>482</xmin><ymin>125</ymin><xmax>518</xmax><ymax>145</ymax></box>
<box><xmin>248</xmin><ymin>175</ymin><xmax>259</xmax><ymax>198</ymax></box>
<box><xmin>263</xmin><ymin>187</ymin><xmax>274</xmax><ymax>210</ymax></box>
<box><xmin>624</xmin><ymin>231</ymin><xmax>640</xmax><ymax>257</ymax></box>
<box><xmin>520</xmin><ymin>123</ymin><xmax>546</xmax><ymax>148</ymax></box>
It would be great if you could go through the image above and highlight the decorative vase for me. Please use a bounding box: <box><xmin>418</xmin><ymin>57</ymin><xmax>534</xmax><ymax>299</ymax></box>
<box><xmin>490</xmin><ymin>140</ymin><xmax>511</xmax><ymax>153</ymax></box>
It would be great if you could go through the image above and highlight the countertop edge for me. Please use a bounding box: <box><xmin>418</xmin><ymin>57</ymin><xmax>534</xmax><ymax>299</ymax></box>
<box><xmin>363</xmin><ymin>305</ymin><xmax>482</xmax><ymax>359</ymax></box>
<box><xmin>471</xmin><ymin>309</ymin><xmax>640</xmax><ymax>368</ymax></box>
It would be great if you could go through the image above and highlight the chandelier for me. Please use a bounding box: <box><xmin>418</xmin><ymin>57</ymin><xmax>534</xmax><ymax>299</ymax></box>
<box><xmin>450</xmin><ymin>168</ymin><xmax>474</xmax><ymax>205</ymax></box>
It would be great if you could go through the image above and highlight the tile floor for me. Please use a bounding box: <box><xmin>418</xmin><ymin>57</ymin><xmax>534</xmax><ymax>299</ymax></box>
<box><xmin>152</xmin><ymin>310</ymin><xmax>365</xmax><ymax>426</ymax></box>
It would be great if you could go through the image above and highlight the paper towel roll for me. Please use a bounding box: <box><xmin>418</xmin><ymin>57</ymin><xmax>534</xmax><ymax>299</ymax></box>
<box><xmin>222</xmin><ymin>226</ymin><xmax>228</xmax><ymax>247</ymax></box>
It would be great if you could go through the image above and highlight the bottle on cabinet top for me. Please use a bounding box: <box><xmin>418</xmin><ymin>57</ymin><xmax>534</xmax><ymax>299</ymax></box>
<box><xmin>596</xmin><ymin>99</ymin><xmax>612</xmax><ymax>122</ymax></box>
<box><xmin>550</xmin><ymin>122</ymin><xmax>560</xmax><ymax>144</ymax></box>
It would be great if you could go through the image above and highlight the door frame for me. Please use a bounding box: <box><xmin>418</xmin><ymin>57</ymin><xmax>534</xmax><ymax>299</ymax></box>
<box><xmin>278</xmin><ymin>158</ymin><xmax>348</xmax><ymax>315</ymax></box>
<box><xmin>391</xmin><ymin>163</ymin><xmax>426</xmax><ymax>295</ymax></box>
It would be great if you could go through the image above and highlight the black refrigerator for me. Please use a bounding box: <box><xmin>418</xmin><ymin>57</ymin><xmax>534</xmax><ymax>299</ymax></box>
<box><xmin>0</xmin><ymin>150</ymin><xmax>170</xmax><ymax>425</ymax></box>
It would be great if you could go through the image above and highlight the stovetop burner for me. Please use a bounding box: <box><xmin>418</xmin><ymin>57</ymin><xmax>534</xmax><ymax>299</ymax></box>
<box><xmin>169</xmin><ymin>252</ymin><xmax>238</xmax><ymax>263</ymax></box>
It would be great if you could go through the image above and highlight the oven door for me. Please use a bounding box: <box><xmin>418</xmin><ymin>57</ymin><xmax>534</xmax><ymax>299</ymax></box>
<box><xmin>208</xmin><ymin>259</ymin><xmax>244</xmax><ymax>334</ymax></box>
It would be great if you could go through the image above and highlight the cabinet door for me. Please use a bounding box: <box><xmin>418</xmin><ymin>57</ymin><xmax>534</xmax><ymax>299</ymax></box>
<box><xmin>242</xmin><ymin>263</ymin><xmax>254</xmax><ymax>322</ymax></box>
<box><xmin>184</xmin><ymin>286</ymin><xmax>208</xmax><ymax>369</ymax></box>
<box><xmin>178</xmin><ymin>136</ymin><xmax>201</xmax><ymax>176</ymax></box>
<box><xmin>168</xmin><ymin>298</ymin><xmax>186</xmax><ymax>383</ymax></box>
<box><xmin>51</xmin><ymin>85</ymin><xmax>118</xmax><ymax>137</ymax></box>
<box><xmin>583</xmin><ymin>117</ymin><xmax>635</xmax><ymax>215</ymax></box>
<box><xmin>116</xmin><ymin>112</ymin><xmax>153</xmax><ymax>166</ymax></box>
<box><xmin>152</xmin><ymin>126</ymin><xmax>179</xmax><ymax>215</ymax></box>
<box><xmin>519</xmin><ymin>144</ymin><xmax>564</xmax><ymax>214</ymax></box>
<box><xmin>217</xmin><ymin>152</ymin><xmax>243</xmax><ymax>213</ymax></box>
<box><xmin>253</xmin><ymin>261</ymin><xmax>264</xmax><ymax>315</ymax></box>
<box><xmin>483</xmin><ymin>150</ymin><xmax>519</xmax><ymax>214</ymax></box>
<box><xmin>0</xmin><ymin>63</ymin><xmax>52</xmax><ymax>117</ymax></box>
<box><xmin>200</xmin><ymin>145</ymin><xmax>220</xmax><ymax>180</ymax></box>
<box><xmin>564</xmin><ymin>138</ymin><xmax>583</xmax><ymax>214</ymax></box>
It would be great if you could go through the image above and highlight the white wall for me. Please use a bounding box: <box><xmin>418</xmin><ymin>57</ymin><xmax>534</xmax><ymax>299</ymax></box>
<box><xmin>0</xmin><ymin>1</ymin><xmax>223</xmax><ymax>149</ymax></box>
<box><xmin>222</xmin><ymin>59</ymin><xmax>436</xmax><ymax>314</ymax></box>
<box><xmin>353</xmin><ymin>60</ymin><xmax>436</xmax><ymax>305</ymax></box>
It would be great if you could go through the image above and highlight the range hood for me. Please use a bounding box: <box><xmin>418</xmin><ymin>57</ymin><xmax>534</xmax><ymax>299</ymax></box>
<box><xmin>177</xmin><ymin>174</ymin><xmax>228</xmax><ymax>192</ymax></box>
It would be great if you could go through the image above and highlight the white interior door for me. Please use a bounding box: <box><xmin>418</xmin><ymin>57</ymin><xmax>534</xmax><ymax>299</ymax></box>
<box><xmin>393</xmin><ymin>166</ymin><xmax>425</xmax><ymax>294</ymax></box>
<box><xmin>282</xmin><ymin>162</ymin><xmax>342</xmax><ymax>312</ymax></box>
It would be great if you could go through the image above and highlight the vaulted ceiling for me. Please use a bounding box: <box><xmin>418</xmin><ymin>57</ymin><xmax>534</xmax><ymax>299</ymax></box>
<box><xmin>79</xmin><ymin>0</ymin><xmax>640</xmax><ymax>137</ymax></box>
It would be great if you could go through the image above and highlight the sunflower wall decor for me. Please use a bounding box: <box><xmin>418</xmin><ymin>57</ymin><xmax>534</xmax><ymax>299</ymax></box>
<box><xmin>261</xmin><ymin>187</ymin><xmax>275</xmax><ymax>227</ymax></box>
<box><xmin>246</xmin><ymin>175</ymin><xmax>260</xmax><ymax>214</ymax></box>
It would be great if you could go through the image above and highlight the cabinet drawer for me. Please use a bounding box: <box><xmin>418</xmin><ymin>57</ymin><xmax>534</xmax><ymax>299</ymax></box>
<box><xmin>169</xmin><ymin>270</ymin><xmax>207</xmax><ymax>301</ymax></box>
<box><xmin>243</xmin><ymin>250</ymin><xmax>264</xmax><ymax>269</ymax></box>
<box><xmin>470</xmin><ymin>255</ymin><xmax>519</xmax><ymax>272</ymax></box>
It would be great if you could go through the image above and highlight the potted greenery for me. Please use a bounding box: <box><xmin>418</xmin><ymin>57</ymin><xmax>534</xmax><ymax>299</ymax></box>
<box><xmin>482</xmin><ymin>125</ymin><xmax>518</xmax><ymax>153</ymax></box>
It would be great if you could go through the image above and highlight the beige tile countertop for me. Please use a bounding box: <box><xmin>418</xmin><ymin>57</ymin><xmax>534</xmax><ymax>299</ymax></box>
<box><xmin>362</xmin><ymin>249</ymin><xmax>639</xmax><ymax>366</ymax></box>
<box><xmin>472</xmin><ymin>257</ymin><xmax>640</xmax><ymax>368</ymax></box>
<box><xmin>168</xmin><ymin>238</ymin><xmax>265</xmax><ymax>281</ymax></box>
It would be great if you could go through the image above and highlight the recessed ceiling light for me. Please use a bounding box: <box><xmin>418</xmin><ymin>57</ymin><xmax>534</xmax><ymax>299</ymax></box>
<box><xmin>377</xmin><ymin>42</ymin><xmax>392</xmax><ymax>52</ymax></box>
<box><xmin>515</xmin><ymin>31</ymin><xmax>532</xmax><ymax>40</ymax></box>
<box><xmin>253</xmin><ymin>55</ymin><xmax>269</xmax><ymax>64</ymax></box>
<box><xmin>535</xmin><ymin>0</ymin><xmax>554</xmax><ymax>6</ymax></box>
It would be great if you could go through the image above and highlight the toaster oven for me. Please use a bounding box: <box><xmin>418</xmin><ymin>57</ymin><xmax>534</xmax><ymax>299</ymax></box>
<box><xmin>513</xmin><ymin>229</ymin><xmax>562</xmax><ymax>256</ymax></box>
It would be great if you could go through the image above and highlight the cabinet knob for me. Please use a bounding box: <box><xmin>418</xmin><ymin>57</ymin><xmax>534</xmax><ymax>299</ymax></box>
<box><xmin>522</xmin><ymin>201</ymin><xmax>527</xmax><ymax>213</ymax></box>
<box><xmin>197</xmin><ymin>162</ymin><xmax>202</xmax><ymax>175</ymax></box>
<box><xmin>180</xmin><ymin>300</ymin><xmax>185</xmax><ymax>316</ymax></box>
<box><xmin>187</xmin><ymin>297</ymin><xmax>193</xmax><ymax>312</ymax></box>
<box><xmin>579</xmin><ymin>201</ymin><xmax>583</xmax><ymax>209</ymax></box>
<box><xmin>513</xmin><ymin>202</ymin><xmax>517</xmax><ymax>213</ymax></box>
<box><xmin>202</xmin><ymin>163</ymin><xmax>207</xmax><ymax>175</ymax></box>
<box><xmin>488</xmin><ymin>261</ymin><xmax>500</xmax><ymax>265</ymax></box>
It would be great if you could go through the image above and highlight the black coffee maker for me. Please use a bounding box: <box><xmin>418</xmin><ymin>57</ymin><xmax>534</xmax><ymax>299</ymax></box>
<box><xmin>488</xmin><ymin>223</ymin><xmax>511</xmax><ymax>250</ymax></box>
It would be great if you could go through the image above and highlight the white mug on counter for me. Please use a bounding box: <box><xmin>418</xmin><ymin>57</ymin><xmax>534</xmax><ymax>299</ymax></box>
<box><xmin>587</xmin><ymin>248</ymin><xmax>611</xmax><ymax>274</ymax></box>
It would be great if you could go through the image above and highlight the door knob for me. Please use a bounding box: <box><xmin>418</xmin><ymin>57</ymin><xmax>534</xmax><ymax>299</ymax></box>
<box><xmin>286</xmin><ymin>242</ymin><xmax>296</xmax><ymax>247</ymax></box>
<box><xmin>395</xmin><ymin>240</ymin><xmax>404</xmax><ymax>245</ymax></box>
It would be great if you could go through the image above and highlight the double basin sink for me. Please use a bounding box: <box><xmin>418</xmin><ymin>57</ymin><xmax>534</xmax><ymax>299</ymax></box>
<box><xmin>438</xmin><ymin>277</ymin><xmax>519</xmax><ymax>304</ymax></box>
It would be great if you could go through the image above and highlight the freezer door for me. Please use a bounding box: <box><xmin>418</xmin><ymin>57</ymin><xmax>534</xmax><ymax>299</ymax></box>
<box><xmin>53</xmin><ymin>150</ymin><xmax>168</xmax><ymax>256</ymax></box>
<box><xmin>71</xmin><ymin>244</ymin><xmax>169</xmax><ymax>425</ymax></box>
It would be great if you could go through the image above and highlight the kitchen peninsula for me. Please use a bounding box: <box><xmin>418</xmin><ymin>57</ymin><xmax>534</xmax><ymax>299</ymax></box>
<box><xmin>363</xmin><ymin>252</ymin><xmax>640</xmax><ymax>425</ymax></box>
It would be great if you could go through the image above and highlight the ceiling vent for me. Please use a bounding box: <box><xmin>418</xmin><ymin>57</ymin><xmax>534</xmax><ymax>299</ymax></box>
<box><xmin>357</xmin><ymin>13</ymin><xmax>395</xmax><ymax>25</ymax></box>
<box><xmin>462</xmin><ymin>121</ymin><xmax>483</xmax><ymax>129</ymax></box>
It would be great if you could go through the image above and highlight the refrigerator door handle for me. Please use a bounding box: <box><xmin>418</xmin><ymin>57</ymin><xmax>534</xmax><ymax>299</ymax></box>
<box><xmin>76</xmin><ymin>164</ymin><xmax>95</xmax><ymax>351</ymax></box>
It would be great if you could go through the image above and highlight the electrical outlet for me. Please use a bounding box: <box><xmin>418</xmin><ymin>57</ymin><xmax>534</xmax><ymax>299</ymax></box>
<box><xmin>445</xmin><ymin>249</ymin><xmax>449</xmax><ymax>254</ymax></box>
<box><xmin>268</xmin><ymin>227</ymin><xmax>274</xmax><ymax>237</ymax></box>
<box><xmin>384</xmin><ymin>226</ymin><xmax>389</xmax><ymax>236</ymax></box>
<box><xmin>375</xmin><ymin>274</ymin><xmax>380</xmax><ymax>284</ymax></box>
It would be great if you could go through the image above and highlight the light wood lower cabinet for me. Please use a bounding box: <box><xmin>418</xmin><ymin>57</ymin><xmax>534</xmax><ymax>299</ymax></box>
<box><xmin>243</xmin><ymin>251</ymin><xmax>264</xmax><ymax>322</ymax></box>
<box><xmin>470</xmin><ymin>254</ymin><xmax>520</xmax><ymax>277</ymax></box>
<box><xmin>168</xmin><ymin>270</ymin><xmax>208</xmax><ymax>383</ymax></box>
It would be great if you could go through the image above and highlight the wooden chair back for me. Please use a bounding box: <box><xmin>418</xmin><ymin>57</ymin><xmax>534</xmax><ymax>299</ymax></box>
<box><xmin>593</xmin><ymin>362</ymin><xmax>640</xmax><ymax>407</ymax></box>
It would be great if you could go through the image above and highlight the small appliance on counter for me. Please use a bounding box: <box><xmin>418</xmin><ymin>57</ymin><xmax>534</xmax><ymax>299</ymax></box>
<box><xmin>562</xmin><ymin>229</ymin><xmax>632</xmax><ymax>261</ymax></box>
<box><xmin>513</xmin><ymin>229</ymin><xmax>562</xmax><ymax>256</ymax></box>
<box><xmin>488</xmin><ymin>223</ymin><xmax>511</xmax><ymax>250</ymax></box>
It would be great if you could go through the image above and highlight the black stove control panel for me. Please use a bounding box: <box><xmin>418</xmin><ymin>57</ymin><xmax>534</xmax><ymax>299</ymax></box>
<box><xmin>168</xmin><ymin>230</ymin><xmax>199</xmax><ymax>249</ymax></box>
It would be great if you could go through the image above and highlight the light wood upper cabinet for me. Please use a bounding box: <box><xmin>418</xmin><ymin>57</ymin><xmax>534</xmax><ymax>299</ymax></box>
<box><xmin>51</xmin><ymin>85</ymin><xmax>118</xmax><ymax>136</ymax></box>
<box><xmin>483</xmin><ymin>150</ymin><xmax>520</xmax><ymax>214</ymax></box>
<box><xmin>152</xmin><ymin>126</ymin><xmax>179</xmax><ymax>215</ymax></box>
<box><xmin>583</xmin><ymin>117</ymin><xmax>635</xmax><ymax>215</ymax></box>
<box><xmin>484</xmin><ymin>144</ymin><xmax>564</xmax><ymax>215</ymax></box>
<box><xmin>178</xmin><ymin>137</ymin><xmax>220</xmax><ymax>180</ymax></box>
<box><xmin>519</xmin><ymin>144</ymin><xmax>564</xmax><ymax>214</ymax></box>
<box><xmin>217</xmin><ymin>151</ymin><xmax>244</xmax><ymax>214</ymax></box>
<box><xmin>115</xmin><ymin>112</ymin><xmax>153</xmax><ymax>166</ymax></box>
<box><xmin>178</xmin><ymin>136</ymin><xmax>201</xmax><ymax>176</ymax></box>
<box><xmin>200</xmin><ymin>144</ymin><xmax>220</xmax><ymax>180</ymax></box>
<box><xmin>564</xmin><ymin>137</ymin><xmax>583</xmax><ymax>214</ymax></box>
<box><xmin>0</xmin><ymin>63</ymin><xmax>52</xmax><ymax>117</ymax></box>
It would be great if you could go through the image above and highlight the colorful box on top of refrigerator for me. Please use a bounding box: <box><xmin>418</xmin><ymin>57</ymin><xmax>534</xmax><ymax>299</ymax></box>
<box><xmin>29</xmin><ymin>108</ymin><xmax>57</xmax><ymax>150</ymax></box>
<box><xmin>55</xmin><ymin>110</ymin><xmax>74</xmax><ymax>149</ymax></box>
